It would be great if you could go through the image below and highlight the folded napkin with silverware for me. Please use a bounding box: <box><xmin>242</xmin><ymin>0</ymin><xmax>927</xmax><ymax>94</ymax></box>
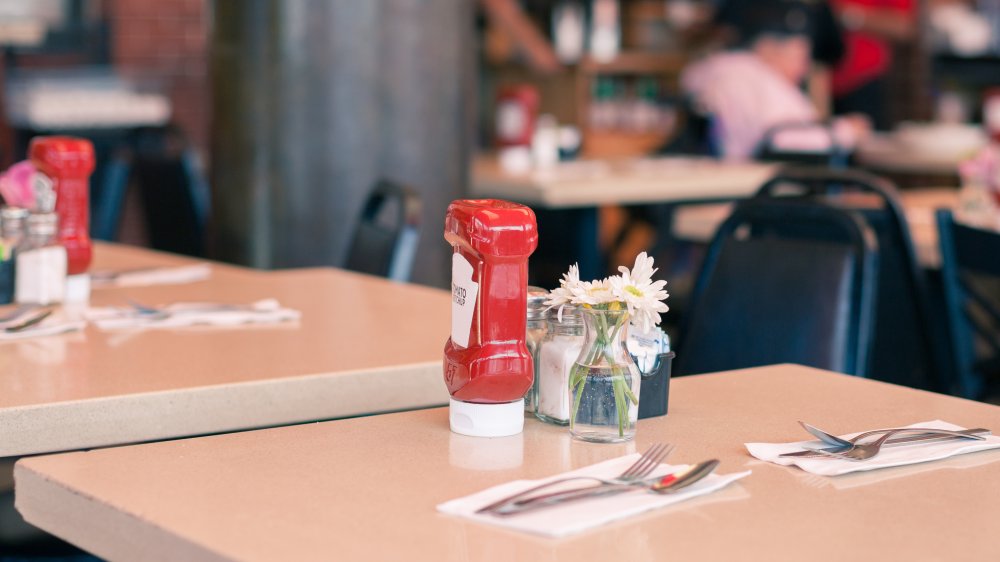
<box><xmin>85</xmin><ymin>298</ymin><xmax>300</xmax><ymax>330</ymax></box>
<box><xmin>436</xmin><ymin>453</ymin><xmax>750</xmax><ymax>538</ymax></box>
<box><xmin>746</xmin><ymin>420</ymin><xmax>1000</xmax><ymax>476</ymax></box>
<box><xmin>0</xmin><ymin>306</ymin><xmax>85</xmax><ymax>341</ymax></box>
<box><xmin>90</xmin><ymin>264</ymin><xmax>212</xmax><ymax>288</ymax></box>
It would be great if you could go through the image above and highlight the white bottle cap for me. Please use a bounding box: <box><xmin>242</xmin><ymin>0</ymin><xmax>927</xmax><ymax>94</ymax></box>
<box><xmin>64</xmin><ymin>273</ymin><xmax>91</xmax><ymax>303</ymax></box>
<box><xmin>449</xmin><ymin>398</ymin><xmax>525</xmax><ymax>437</ymax></box>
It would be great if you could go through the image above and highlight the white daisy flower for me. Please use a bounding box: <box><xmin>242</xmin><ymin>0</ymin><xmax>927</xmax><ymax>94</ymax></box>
<box><xmin>544</xmin><ymin>263</ymin><xmax>581</xmax><ymax>309</ymax></box>
<box><xmin>617</xmin><ymin>251</ymin><xmax>657</xmax><ymax>286</ymax></box>
<box><xmin>609</xmin><ymin>253</ymin><xmax>669</xmax><ymax>332</ymax></box>
<box><xmin>572</xmin><ymin>278</ymin><xmax>616</xmax><ymax>307</ymax></box>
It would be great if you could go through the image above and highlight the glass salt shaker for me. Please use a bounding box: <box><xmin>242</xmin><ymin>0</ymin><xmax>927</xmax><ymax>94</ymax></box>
<box><xmin>0</xmin><ymin>207</ymin><xmax>28</xmax><ymax>304</ymax></box>
<box><xmin>536</xmin><ymin>304</ymin><xmax>583</xmax><ymax>425</ymax></box>
<box><xmin>15</xmin><ymin>213</ymin><xmax>67</xmax><ymax>305</ymax></box>
<box><xmin>524</xmin><ymin>286</ymin><xmax>549</xmax><ymax>414</ymax></box>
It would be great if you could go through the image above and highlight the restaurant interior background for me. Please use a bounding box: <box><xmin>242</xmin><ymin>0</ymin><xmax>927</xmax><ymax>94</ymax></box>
<box><xmin>0</xmin><ymin>2</ymin><xmax>993</xmax><ymax>271</ymax></box>
<box><xmin>0</xmin><ymin>0</ymin><xmax>990</xmax><ymax>344</ymax></box>
<box><xmin>1</xmin><ymin>0</ymin><xmax>1000</xmax><ymax>557</ymax></box>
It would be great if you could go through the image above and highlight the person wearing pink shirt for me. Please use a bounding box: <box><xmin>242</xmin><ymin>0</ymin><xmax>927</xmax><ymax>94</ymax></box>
<box><xmin>682</xmin><ymin>0</ymin><xmax>870</xmax><ymax>160</ymax></box>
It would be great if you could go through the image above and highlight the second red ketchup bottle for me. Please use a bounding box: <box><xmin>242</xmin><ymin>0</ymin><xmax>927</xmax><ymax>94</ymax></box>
<box><xmin>29</xmin><ymin>136</ymin><xmax>95</xmax><ymax>301</ymax></box>
<box><xmin>444</xmin><ymin>200</ymin><xmax>538</xmax><ymax>437</ymax></box>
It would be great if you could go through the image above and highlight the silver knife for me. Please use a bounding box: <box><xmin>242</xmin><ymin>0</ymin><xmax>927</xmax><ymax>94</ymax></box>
<box><xmin>779</xmin><ymin>428</ymin><xmax>991</xmax><ymax>458</ymax></box>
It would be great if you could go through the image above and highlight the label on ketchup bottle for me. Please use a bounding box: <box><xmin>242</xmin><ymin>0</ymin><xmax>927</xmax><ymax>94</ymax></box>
<box><xmin>450</xmin><ymin>253</ymin><xmax>479</xmax><ymax>348</ymax></box>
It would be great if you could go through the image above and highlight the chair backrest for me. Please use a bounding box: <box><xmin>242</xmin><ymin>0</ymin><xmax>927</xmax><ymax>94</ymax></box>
<box><xmin>657</xmin><ymin>96</ymin><xmax>718</xmax><ymax>157</ymax></box>
<box><xmin>130</xmin><ymin>125</ymin><xmax>211</xmax><ymax>257</ymax></box>
<box><xmin>752</xmin><ymin>167</ymin><xmax>941</xmax><ymax>390</ymax></box>
<box><xmin>344</xmin><ymin>179</ymin><xmax>422</xmax><ymax>281</ymax></box>
<box><xmin>676</xmin><ymin>198</ymin><xmax>878</xmax><ymax>377</ymax></box>
<box><xmin>936</xmin><ymin>209</ymin><xmax>1000</xmax><ymax>399</ymax></box>
<box><xmin>755</xmin><ymin>122</ymin><xmax>849</xmax><ymax>168</ymax></box>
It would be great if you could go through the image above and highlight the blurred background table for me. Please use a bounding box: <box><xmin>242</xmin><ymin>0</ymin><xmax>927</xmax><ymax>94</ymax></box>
<box><xmin>15</xmin><ymin>364</ymin><xmax>1000</xmax><ymax>562</ymax></box>
<box><xmin>472</xmin><ymin>155</ymin><xmax>778</xmax><ymax>283</ymax></box>
<box><xmin>472</xmin><ymin>155</ymin><xmax>778</xmax><ymax>208</ymax></box>
<box><xmin>853</xmin><ymin>124</ymin><xmax>986</xmax><ymax>189</ymax></box>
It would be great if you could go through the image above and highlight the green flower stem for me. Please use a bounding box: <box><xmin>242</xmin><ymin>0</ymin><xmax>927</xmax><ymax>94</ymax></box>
<box><xmin>569</xmin><ymin>340</ymin><xmax>601</xmax><ymax>428</ymax></box>
<box><xmin>570</xmin><ymin>309</ymin><xmax>639</xmax><ymax>438</ymax></box>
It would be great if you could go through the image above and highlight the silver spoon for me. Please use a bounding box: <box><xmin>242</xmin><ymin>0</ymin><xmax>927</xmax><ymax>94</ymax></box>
<box><xmin>800</xmin><ymin>421</ymin><xmax>853</xmax><ymax>447</ymax></box>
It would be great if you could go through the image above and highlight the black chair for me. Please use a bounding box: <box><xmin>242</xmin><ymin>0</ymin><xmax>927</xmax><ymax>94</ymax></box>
<box><xmin>936</xmin><ymin>209</ymin><xmax>1000</xmax><ymax>400</ymax></box>
<box><xmin>93</xmin><ymin>125</ymin><xmax>211</xmax><ymax>257</ymax></box>
<box><xmin>131</xmin><ymin>126</ymin><xmax>210</xmax><ymax>256</ymax></box>
<box><xmin>344</xmin><ymin>179</ymin><xmax>422</xmax><ymax>281</ymax></box>
<box><xmin>752</xmin><ymin>167</ymin><xmax>942</xmax><ymax>390</ymax></box>
<box><xmin>756</xmin><ymin>122</ymin><xmax>849</xmax><ymax>168</ymax></box>
<box><xmin>675</xmin><ymin>198</ymin><xmax>878</xmax><ymax>377</ymax></box>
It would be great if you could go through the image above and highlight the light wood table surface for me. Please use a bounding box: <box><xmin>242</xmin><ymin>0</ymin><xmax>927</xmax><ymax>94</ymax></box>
<box><xmin>0</xmin><ymin>244</ymin><xmax>450</xmax><ymax>457</ymax></box>
<box><xmin>472</xmin><ymin>155</ymin><xmax>778</xmax><ymax>208</ymax></box>
<box><xmin>15</xmin><ymin>364</ymin><xmax>1000</xmax><ymax>561</ymax></box>
<box><xmin>855</xmin><ymin>133</ymin><xmax>968</xmax><ymax>176</ymax></box>
<box><xmin>472</xmin><ymin>155</ymin><xmax>777</xmax><ymax>280</ymax></box>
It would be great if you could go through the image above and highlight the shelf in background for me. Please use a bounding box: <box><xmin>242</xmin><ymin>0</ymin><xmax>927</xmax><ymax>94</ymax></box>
<box><xmin>581</xmin><ymin>128</ymin><xmax>672</xmax><ymax>158</ymax></box>
<box><xmin>578</xmin><ymin>51</ymin><xmax>687</xmax><ymax>74</ymax></box>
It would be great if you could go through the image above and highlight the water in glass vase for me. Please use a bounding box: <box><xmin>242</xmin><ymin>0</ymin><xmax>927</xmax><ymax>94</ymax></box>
<box><xmin>571</xmin><ymin>365</ymin><xmax>638</xmax><ymax>442</ymax></box>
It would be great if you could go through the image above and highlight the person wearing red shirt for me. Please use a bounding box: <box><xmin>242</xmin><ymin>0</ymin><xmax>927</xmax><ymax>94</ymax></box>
<box><xmin>831</xmin><ymin>0</ymin><xmax>917</xmax><ymax>129</ymax></box>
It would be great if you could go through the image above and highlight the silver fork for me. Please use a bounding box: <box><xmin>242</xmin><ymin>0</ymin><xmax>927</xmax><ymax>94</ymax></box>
<box><xmin>799</xmin><ymin>421</ymin><xmax>985</xmax><ymax>451</ymax></box>
<box><xmin>810</xmin><ymin>427</ymin><xmax>986</xmax><ymax>461</ymax></box>
<box><xmin>475</xmin><ymin>442</ymin><xmax>673</xmax><ymax>514</ymax></box>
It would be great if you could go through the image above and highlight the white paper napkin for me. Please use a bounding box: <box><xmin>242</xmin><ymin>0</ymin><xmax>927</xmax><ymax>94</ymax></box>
<box><xmin>746</xmin><ymin>420</ymin><xmax>1000</xmax><ymax>476</ymax></box>
<box><xmin>437</xmin><ymin>454</ymin><xmax>751</xmax><ymax>538</ymax></box>
<box><xmin>0</xmin><ymin>310</ymin><xmax>85</xmax><ymax>341</ymax></box>
<box><xmin>91</xmin><ymin>264</ymin><xmax>212</xmax><ymax>288</ymax></box>
<box><xmin>86</xmin><ymin>298</ymin><xmax>300</xmax><ymax>330</ymax></box>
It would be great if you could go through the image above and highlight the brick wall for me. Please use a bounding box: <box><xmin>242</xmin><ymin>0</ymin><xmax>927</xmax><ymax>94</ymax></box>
<box><xmin>107</xmin><ymin>0</ymin><xmax>210</xmax><ymax>158</ymax></box>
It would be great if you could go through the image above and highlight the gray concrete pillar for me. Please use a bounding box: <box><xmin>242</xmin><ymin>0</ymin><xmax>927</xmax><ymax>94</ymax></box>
<box><xmin>210</xmin><ymin>0</ymin><xmax>474</xmax><ymax>288</ymax></box>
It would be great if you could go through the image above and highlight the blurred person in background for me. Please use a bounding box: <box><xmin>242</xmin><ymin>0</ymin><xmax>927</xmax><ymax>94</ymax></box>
<box><xmin>830</xmin><ymin>0</ymin><xmax>916</xmax><ymax>129</ymax></box>
<box><xmin>714</xmin><ymin>0</ymin><xmax>845</xmax><ymax>118</ymax></box>
<box><xmin>682</xmin><ymin>0</ymin><xmax>871</xmax><ymax>160</ymax></box>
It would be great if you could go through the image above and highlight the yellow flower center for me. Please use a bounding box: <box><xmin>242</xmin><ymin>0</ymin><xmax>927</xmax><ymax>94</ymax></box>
<box><xmin>625</xmin><ymin>285</ymin><xmax>643</xmax><ymax>297</ymax></box>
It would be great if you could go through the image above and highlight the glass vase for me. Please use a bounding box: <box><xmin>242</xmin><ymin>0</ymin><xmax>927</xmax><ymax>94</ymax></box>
<box><xmin>569</xmin><ymin>308</ymin><xmax>641</xmax><ymax>443</ymax></box>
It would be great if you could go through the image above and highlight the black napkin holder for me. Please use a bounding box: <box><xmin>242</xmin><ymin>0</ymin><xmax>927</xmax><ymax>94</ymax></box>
<box><xmin>637</xmin><ymin>351</ymin><xmax>674</xmax><ymax>419</ymax></box>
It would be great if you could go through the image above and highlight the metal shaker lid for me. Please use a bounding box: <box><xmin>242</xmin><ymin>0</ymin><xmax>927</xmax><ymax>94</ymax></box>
<box><xmin>26</xmin><ymin>212</ymin><xmax>58</xmax><ymax>237</ymax></box>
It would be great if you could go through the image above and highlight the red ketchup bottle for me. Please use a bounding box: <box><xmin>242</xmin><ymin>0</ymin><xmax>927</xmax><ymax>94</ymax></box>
<box><xmin>444</xmin><ymin>200</ymin><xmax>538</xmax><ymax>437</ymax></box>
<box><xmin>29</xmin><ymin>137</ymin><xmax>95</xmax><ymax>300</ymax></box>
<box><xmin>495</xmin><ymin>85</ymin><xmax>540</xmax><ymax>148</ymax></box>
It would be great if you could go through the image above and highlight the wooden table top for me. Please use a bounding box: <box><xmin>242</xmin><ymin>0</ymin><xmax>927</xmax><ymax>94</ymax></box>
<box><xmin>472</xmin><ymin>155</ymin><xmax>778</xmax><ymax>209</ymax></box>
<box><xmin>0</xmin><ymin>243</ymin><xmax>450</xmax><ymax>456</ymax></box>
<box><xmin>855</xmin><ymin>134</ymin><xmax>968</xmax><ymax>176</ymax></box>
<box><xmin>16</xmin><ymin>364</ymin><xmax>1000</xmax><ymax>561</ymax></box>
